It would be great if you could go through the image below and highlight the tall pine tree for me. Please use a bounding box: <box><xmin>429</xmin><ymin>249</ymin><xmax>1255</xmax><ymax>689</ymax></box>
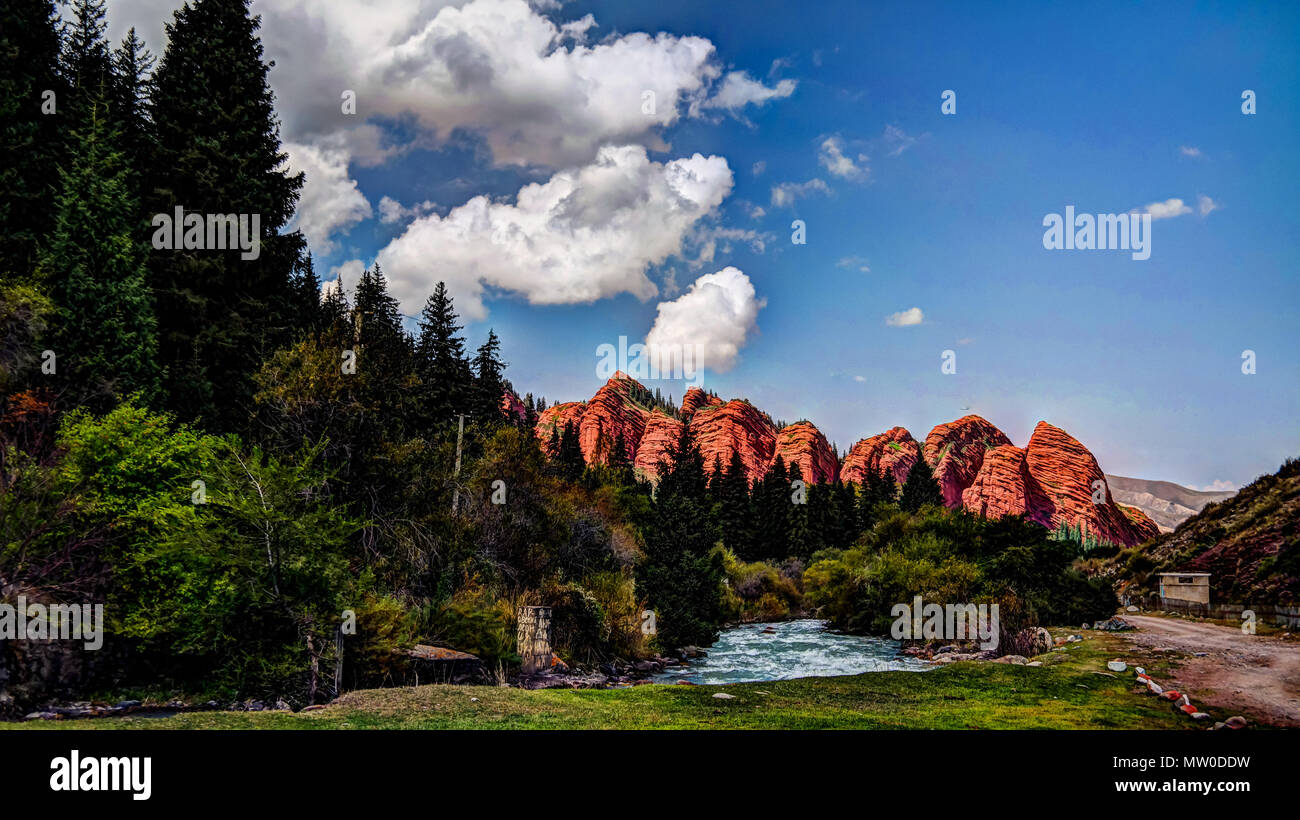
<box><xmin>38</xmin><ymin>94</ymin><xmax>159</xmax><ymax>409</ymax></box>
<box><xmin>0</xmin><ymin>0</ymin><xmax>63</xmax><ymax>277</ymax></box>
<box><xmin>147</xmin><ymin>0</ymin><xmax>308</xmax><ymax>430</ymax></box>
<box><xmin>472</xmin><ymin>329</ymin><xmax>506</xmax><ymax>425</ymax></box>
<box><xmin>636</xmin><ymin>421</ymin><xmax>724</xmax><ymax>647</ymax></box>
<box><xmin>415</xmin><ymin>282</ymin><xmax>474</xmax><ymax>428</ymax></box>
<box><xmin>899</xmin><ymin>456</ymin><xmax>943</xmax><ymax>512</ymax></box>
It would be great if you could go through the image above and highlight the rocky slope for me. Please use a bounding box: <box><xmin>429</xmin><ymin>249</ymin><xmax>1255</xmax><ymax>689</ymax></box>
<box><xmin>680</xmin><ymin>387</ymin><xmax>723</xmax><ymax>419</ymax></box>
<box><xmin>1105</xmin><ymin>475</ymin><xmax>1236</xmax><ymax>533</ymax></box>
<box><xmin>771</xmin><ymin>421</ymin><xmax>838</xmax><ymax>484</ymax></box>
<box><xmin>840</xmin><ymin>427</ymin><xmax>921</xmax><ymax>485</ymax></box>
<box><xmin>1115</xmin><ymin>458</ymin><xmax>1299</xmax><ymax>604</ymax></box>
<box><xmin>535</xmin><ymin>401</ymin><xmax>586</xmax><ymax>450</ymax></box>
<box><xmin>961</xmin><ymin>444</ymin><xmax>1032</xmax><ymax>518</ymax></box>
<box><xmin>690</xmin><ymin>400</ymin><xmax>776</xmax><ymax>483</ymax></box>
<box><xmin>577</xmin><ymin>377</ymin><xmax>650</xmax><ymax>464</ymax></box>
<box><xmin>957</xmin><ymin>423</ymin><xmax>1157</xmax><ymax>547</ymax></box>
<box><xmin>633</xmin><ymin>411</ymin><xmax>683</xmax><ymax>479</ymax></box>
<box><xmin>923</xmin><ymin>415</ymin><xmax>1013</xmax><ymax>507</ymax></box>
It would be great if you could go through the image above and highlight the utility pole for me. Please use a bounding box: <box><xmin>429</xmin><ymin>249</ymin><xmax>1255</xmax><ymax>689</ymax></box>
<box><xmin>451</xmin><ymin>413</ymin><xmax>465</xmax><ymax>514</ymax></box>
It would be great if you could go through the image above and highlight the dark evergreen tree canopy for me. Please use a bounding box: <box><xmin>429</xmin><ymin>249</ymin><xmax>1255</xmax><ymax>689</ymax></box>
<box><xmin>900</xmin><ymin>456</ymin><xmax>943</xmax><ymax>512</ymax></box>
<box><xmin>473</xmin><ymin>329</ymin><xmax>507</xmax><ymax>425</ymax></box>
<box><xmin>0</xmin><ymin>0</ymin><xmax>63</xmax><ymax>276</ymax></box>
<box><xmin>38</xmin><ymin>95</ymin><xmax>159</xmax><ymax>409</ymax></box>
<box><xmin>146</xmin><ymin>0</ymin><xmax>307</xmax><ymax>430</ymax></box>
<box><xmin>415</xmin><ymin>281</ymin><xmax>474</xmax><ymax>427</ymax></box>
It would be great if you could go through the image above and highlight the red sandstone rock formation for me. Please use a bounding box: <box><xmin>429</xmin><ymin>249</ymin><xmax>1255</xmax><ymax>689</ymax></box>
<box><xmin>960</xmin><ymin>422</ymin><xmax>1152</xmax><ymax>547</ymax></box>
<box><xmin>534</xmin><ymin>401</ymin><xmax>586</xmax><ymax>453</ymax></box>
<box><xmin>681</xmin><ymin>386</ymin><xmax>723</xmax><ymax>419</ymax></box>
<box><xmin>501</xmin><ymin>389</ymin><xmax>526</xmax><ymax>423</ymax></box>
<box><xmin>923</xmin><ymin>415</ymin><xmax>1013</xmax><ymax>507</ymax></box>
<box><xmin>771</xmin><ymin>421</ymin><xmax>838</xmax><ymax>484</ymax></box>
<box><xmin>961</xmin><ymin>444</ymin><xmax>1031</xmax><ymax>518</ymax></box>
<box><xmin>689</xmin><ymin>400</ymin><xmax>776</xmax><ymax>484</ymax></box>
<box><xmin>841</xmin><ymin>427</ymin><xmax>920</xmax><ymax>485</ymax></box>
<box><xmin>578</xmin><ymin>375</ymin><xmax>650</xmax><ymax>464</ymax></box>
<box><xmin>1022</xmin><ymin>421</ymin><xmax>1141</xmax><ymax>546</ymax></box>
<box><xmin>634</xmin><ymin>411</ymin><xmax>684</xmax><ymax>479</ymax></box>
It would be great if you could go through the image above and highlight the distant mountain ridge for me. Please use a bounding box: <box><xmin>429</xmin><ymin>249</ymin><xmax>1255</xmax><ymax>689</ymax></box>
<box><xmin>1104</xmin><ymin>474</ymin><xmax>1236</xmax><ymax>532</ymax></box>
<box><xmin>529</xmin><ymin>374</ymin><xmax>1161</xmax><ymax>546</ymax></box>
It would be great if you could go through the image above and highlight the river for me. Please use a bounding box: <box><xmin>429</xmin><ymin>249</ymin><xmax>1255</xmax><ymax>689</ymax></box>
<box><xmin>652</xmin><ymin>618</ymin><xmax>930</xmax><ymax>685</ymax></box>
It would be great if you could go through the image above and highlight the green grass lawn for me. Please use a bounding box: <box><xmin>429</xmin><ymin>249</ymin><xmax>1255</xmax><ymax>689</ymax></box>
<box><xmin>7</xmin><ymin>631</ymin><xmax>1201</xmax><ymax>730</ymax></box>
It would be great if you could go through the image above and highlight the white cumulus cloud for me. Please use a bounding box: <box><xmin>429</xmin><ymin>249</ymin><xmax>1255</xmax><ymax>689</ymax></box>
<box><xmin>644</xmin><ymin>266</ymin><xmax>764</xmax><ymax>373</ymax></box>
<box><xmin>885</xmin><ymin>307</ymin><xmax>924</xmax><ymax>327</ymax></box>
<box><xmin>284</xmin><ymin>141</ymin><xmax>372</xmax><ymax>254</ymax></box>
<box><xmin>818</xmin><ymin>136</ymin><xmax>868</xmax><ymax>179</ymax></box>
<box><xmin>1134</xmin><ymin>198</ymin><xmax>1193</xmax><ymax>220</ymax></box>
<box><xmin>108</xmin><ymin>0</ymin><xmax>794</xmax><ymax>254</ymax></box>
<box><xmin>375</xmin><ymin>144</ymin><xmax>734</xmax><ymax>319</ymax></box>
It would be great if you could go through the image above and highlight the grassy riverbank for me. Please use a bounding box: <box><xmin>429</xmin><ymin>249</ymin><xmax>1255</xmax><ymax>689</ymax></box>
<box><xmin>8</xmin><ymin>631</ymin><xmax>1203</xmax><ymax>730</ymax></box>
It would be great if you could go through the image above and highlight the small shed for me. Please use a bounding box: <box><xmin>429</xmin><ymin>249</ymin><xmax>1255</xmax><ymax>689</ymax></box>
<box><xmin>1158</xmin><ymin>572</ymin><xmax>1211</xmax><ymax>605</ymax></box>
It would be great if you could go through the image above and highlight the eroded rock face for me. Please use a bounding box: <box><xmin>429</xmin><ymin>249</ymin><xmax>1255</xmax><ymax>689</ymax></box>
<box><xmin>578</xmin><ymin>376</ymin><xmax>650</xmax><ymax>464</ymax></box>
<box><xmin>841</xmin><ymin>427</ymin><xmax>920</xmax><ymax>485</ymax></box>
<box><xmin>1022</xmin><ymin>421</ymin><xmax>1141</xmax><ymax>546</ymax></box>
<box><xmin>771</xmin><ymin>422</ymin><xmax>838</xmax><ymax>483</ymax></box>
<box><xmin>680</xmin><ymin>387</ymin><xmax>724</xmax><ymax>419</ymax></box>
<box><xmin>532</xmin><ymin>381</ymin><xmax>1154</xmax><ymax>546</ymax></box>
<box><xmin>689</xmin><ymin>400</ymin><xmax>776</xmax><ymax>484</ymax></box>
<box><xmin>634</xmin><ymin>411</ymin><xmax>684</xmax><ymax>479</ymax></box>
<box><xmin>534</xmin><ymin>401</ymin><xmax>586</xmax><ymax>451</ymax></box>
<box><xmin>924</xmin><ymin>415</ymin><xmax>1013</xmax><ymax>507</ymax></box>
<box><xmin>961</xmin><ymin>444</ymin><xmax>1031</xmax><ymax>518</ymax></box>
<box><xmin>958</xmin><ymin>427</ymin><xmax>1154</xmax><ymax>547</ymax></box>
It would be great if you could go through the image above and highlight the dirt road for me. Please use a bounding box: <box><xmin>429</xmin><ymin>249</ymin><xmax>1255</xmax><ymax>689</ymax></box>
<box><xmin>1121</xmin><ymin>614</ymin><xmax>1300</xmax><ymax>727</ymax></box>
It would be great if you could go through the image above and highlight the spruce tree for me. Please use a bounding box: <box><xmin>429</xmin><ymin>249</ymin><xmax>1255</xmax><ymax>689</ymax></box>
<box><xmin>109</xmin><ymin>27</ymin><xmax>155</xmax><ymax>204</ymax></box>
<box><xmin>415</xmin><ymin>282</ymin><xmax>473</xmax><ymax>427</ymax></box>
<box><xmin>0</xmin><ymin>0</ymin><xmax>63</xmax><ymax>276</ymax></box>
<box><xmin>147</xmin><ymin>0</ymin><xmax>306</xmax><ymax>430</ymax></box>
<box><xmin>900</xmin><ymin>456</ymin><xmax>943</xmax><ymax>512</ymax></box>
<box><xmin>718</xmin><ymin>450</ymin><xmax>753</xmax><ymax>558</ymax></box>
<box><xmin>557</xmin><ymin>420</ymin><xmax>584</xmax><ymax>480</ymax></box>
<box><xmin>756</xmin><ymin>456</ymin><xmax>790</xmax><ymax>561</ymax></box>
<box><xmin>59</xmin><ymin>0</ymin><xmax>113</xmax><ymax>136</ymax></box>
<box><xmin>607</xmin><ymin>429</ymin><xmax>633</xmax><ymax>482</ymax></box>
<box><xmin>786</xmin><ymin>463</ymin><xmax>811</xmax><ymax>559</ymax></box>
<box><xmin>38</xmin><ymin>95</ymin><xmax>159</xmax><ymax>409</ymax></box>
<box><xmin>472</xmin><ymin>329</ymin><xmax>506</xmax><ymax>425</ymax></box>
<box><xmin>636</xmin><ymin>421</ymin><xmax>724</xmax><ymax>647</ymax></box>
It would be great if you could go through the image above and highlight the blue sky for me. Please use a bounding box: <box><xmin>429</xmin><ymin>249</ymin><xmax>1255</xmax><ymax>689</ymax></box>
<box><xmin>116</xmin><ymin>0</ymin><xmax>1300</xmax><ymax>488</ymax></box>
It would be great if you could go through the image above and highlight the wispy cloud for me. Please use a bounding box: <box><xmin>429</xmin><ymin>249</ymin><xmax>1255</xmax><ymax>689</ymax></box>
<box><xmin>836</xmin><ymin>255</ymin><xmax>870</xmax><ymax>273</ymax></box>
<box><xmin>1197</xmin><ymin>194</ymin><xmax>1220</xmax><ymax>217</ymax></box>
<box><xmin>1180</xmin><ymin>145</ymin><xmax>1205</xmax><ymax>158</ymax></box>
<box><xmin>883</xmin><ymin>124</ymin><xmax>918</xmax><ymax>157</ymax></box>
<box><xmin>770</xmin><ymin>178</ymin><xmax>831</xmax><ymax>208</ymax></box>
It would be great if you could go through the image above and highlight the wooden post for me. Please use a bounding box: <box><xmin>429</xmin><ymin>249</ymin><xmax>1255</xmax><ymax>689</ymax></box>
<box><xmin>333</xmin><ymin>626</ymin><xmax>344</xmax><ymax>696</ymax></box>
<box><xmin>516</xmin><ymin>606</ymin><xmax>553</xmax><ymax>675</ymax></box>
<box><xmin>451</xmin><ymin>413</ymin><xmax>465</xmax><ymax>514</ymax></box>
